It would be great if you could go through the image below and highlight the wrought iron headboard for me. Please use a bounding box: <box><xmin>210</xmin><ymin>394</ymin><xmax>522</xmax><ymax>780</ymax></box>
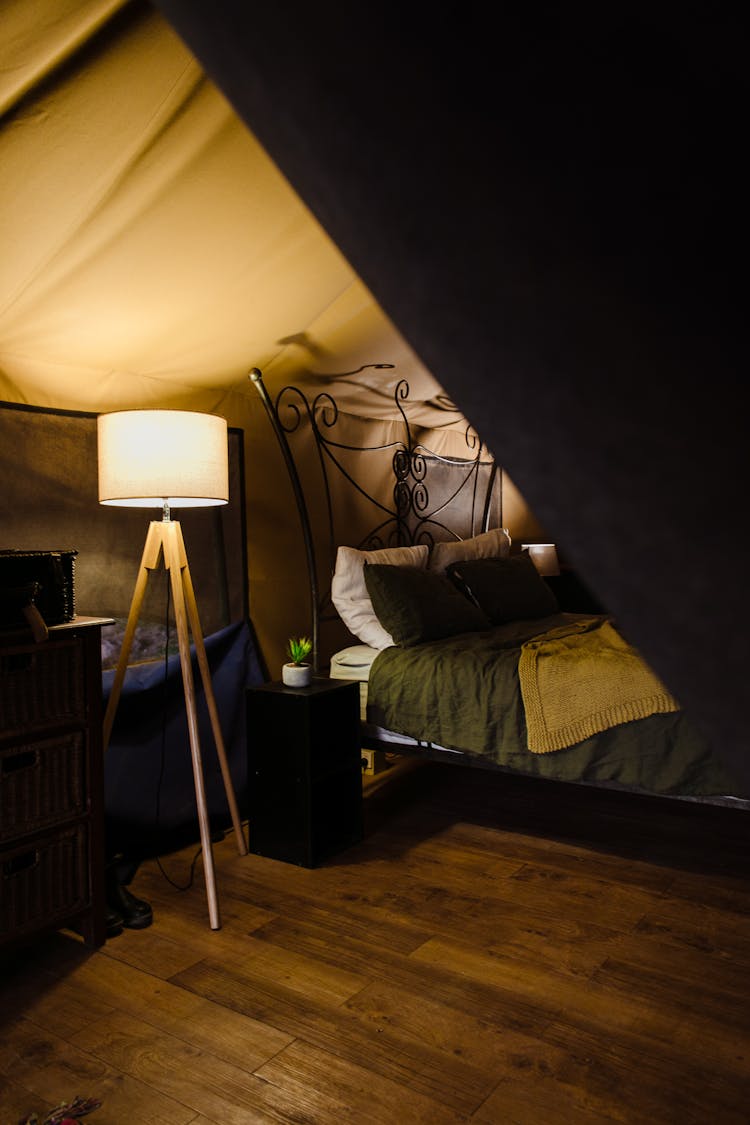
<box><xmin>250</xmin><ymin>366</ymin><xmax>503</xmax><ymax>670</ymax></box>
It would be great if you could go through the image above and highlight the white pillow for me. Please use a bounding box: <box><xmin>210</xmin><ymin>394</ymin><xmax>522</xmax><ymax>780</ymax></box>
<box><xmin>428</xmin><ymin>527</ymin><xmax>512</xmax><ymax>574</ymax></box>
<box><xmin>331</xmin><ymin>543</ymin><xmax>429</xmax><ymax>649</ymax></box>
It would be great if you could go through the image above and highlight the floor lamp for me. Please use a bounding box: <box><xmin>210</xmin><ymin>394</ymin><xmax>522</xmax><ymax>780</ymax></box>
<box><xmin>97</xmin><ymin>409</ymin><xmax>248</xmax><ymax>930</ymax></box>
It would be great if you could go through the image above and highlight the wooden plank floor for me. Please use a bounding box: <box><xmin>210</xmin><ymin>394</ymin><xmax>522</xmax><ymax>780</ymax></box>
<box><xmin>2</xmin><ymin>760</ymin><xmax>750</xmax><ymax>1124</ymax></box>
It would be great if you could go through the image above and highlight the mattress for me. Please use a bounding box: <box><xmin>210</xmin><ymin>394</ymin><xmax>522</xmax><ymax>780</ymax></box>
<box><xmin>329</xmin><ymin>644</ymin><xmax>378</xmax><ymax>719</ymax></box>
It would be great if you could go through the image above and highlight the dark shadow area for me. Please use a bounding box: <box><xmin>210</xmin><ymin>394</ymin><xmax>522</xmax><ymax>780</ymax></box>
<box><xmin>360</xmin><ymin>759</ymin><xmax>750</xmax><ymax>880</ymax></box>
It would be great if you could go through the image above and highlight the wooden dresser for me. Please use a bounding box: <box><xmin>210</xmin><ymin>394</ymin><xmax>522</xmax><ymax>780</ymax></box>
<box><xmin>0</xmin><ymin>616</ymin><xmax>111</xmax><ymax>950</ymax></box>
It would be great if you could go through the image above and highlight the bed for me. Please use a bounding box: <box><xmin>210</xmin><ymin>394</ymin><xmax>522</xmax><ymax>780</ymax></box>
<box><xmin>252</xmin><ymin>368</ymin><xmax>749</xmax><ymax>808</ymax></box>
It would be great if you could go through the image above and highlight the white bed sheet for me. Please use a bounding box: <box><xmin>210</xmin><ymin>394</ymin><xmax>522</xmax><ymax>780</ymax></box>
<box><xmin>329</xmin><ymin>644</ymin><xmax>379</xmax><ymax>719</ymax></box>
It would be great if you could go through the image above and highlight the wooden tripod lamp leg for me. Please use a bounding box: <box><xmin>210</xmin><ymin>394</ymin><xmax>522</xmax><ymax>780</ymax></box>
<box><xmin>103</xmin><ymin>521</ymin><xmax>164</xmax><ymax>752</ymax></box>
<box><xmin>177</xmin><ymin>524</ymin><xmax>248</xmax><ymax>858</ymax></box>
<box><xmin>163</xmin><ymin>521</ymin><xmax>221</xmax><ymax>930</ymax></box>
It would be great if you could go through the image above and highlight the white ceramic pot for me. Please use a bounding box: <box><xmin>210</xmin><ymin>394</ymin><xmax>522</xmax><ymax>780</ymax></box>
<box><xmin>282</xmin><ymin>662</ymin><xmax>313</xmax><ymax>687</ymax></box>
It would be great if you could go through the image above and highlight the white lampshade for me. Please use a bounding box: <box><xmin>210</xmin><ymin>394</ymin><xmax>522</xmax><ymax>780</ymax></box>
<box><xmin>522</xmin><ymin>542</ymin><xmax>560</xmax><ymax>576</ymax></box>
<box><xmin>98</xmin><ymin>410</ymin><xmax>229</xmax><ymax>508</ymax></box>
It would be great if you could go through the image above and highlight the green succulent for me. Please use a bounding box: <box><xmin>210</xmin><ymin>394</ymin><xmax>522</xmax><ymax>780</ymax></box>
<box><xmin>287</xmin><ymin>635</ymin><xmax>312</xmax><ymax>665</ymax></box>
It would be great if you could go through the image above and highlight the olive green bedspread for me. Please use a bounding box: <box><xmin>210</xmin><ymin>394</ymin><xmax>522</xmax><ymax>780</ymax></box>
<box><xmin>366</xmin><ymin>614</ymin><xmax>741</xmax><ymax>797</ymax></box>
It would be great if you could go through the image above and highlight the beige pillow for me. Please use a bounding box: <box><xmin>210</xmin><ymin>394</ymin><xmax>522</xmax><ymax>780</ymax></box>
<box><xmin>331</xmin><ymin>543</ymin><xmax>429</xmax><ymax>649</ymax></box>
<box><xmin>428</xmin><ymin>527</ymin><xmax>512</xmax><ymax>574</ymax></box>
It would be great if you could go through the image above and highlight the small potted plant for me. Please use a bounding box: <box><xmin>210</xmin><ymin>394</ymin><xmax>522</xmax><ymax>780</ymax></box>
<box><xmin>282</xmin><ymin>635</ymin><xmax>313</xmax><ymax>687</ymax></box>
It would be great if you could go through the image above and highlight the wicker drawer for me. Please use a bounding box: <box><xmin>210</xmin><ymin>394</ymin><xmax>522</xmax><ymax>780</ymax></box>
<box><xmin>0</xmin><ymin>639</ymin><xmax>85</xmax><ymax>736</ymax></box>
<box><xmin>0</xmin><ymin>823</ymin><xmax>89</xmax><ymax>939</ymax></box>
<box><xmin>0</xmin><ymin>732</ymin><xmax>86</xmax><ymax>843</ymax></box>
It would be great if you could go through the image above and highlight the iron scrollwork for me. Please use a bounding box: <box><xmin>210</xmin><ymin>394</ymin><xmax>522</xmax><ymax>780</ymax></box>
<box><xmin>250</xmin><ymin>366</ymin><xmax>501</xmax><ymax>668</ymax></box>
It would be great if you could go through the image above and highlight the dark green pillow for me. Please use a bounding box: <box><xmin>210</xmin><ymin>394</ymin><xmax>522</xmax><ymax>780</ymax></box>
<box><xmin>363</xmin><ymin>562</ymin><xmax>490</xmax><ymax>646</ymax></box>
<box><xmin>447</xmin><ymin>552</ymin><xmax>559</xmax><ymax>624</ymax></box>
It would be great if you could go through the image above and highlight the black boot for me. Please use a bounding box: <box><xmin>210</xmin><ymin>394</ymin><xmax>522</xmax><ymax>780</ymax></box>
<box><xmin>105</xmin><ymin>903</ymin><xmax>124</xmax><ymax>938</ymax></box>
<box><xmin>106</xmin><ymin>868</ymin><xmax>153</xmax><ymax>929</ymax></box>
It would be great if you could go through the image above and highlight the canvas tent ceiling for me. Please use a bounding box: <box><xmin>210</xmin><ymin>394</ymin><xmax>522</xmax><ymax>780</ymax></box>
<box><xmin>0</xmin><ymin>0</ymin><xmax>457</xmax><ymax>428</ymax></box>
<box><xmin>1</xmin><ymin>1</ymin><xmax>748</xmax><ymax>789</ymax></box>
<box><xmin>0</xmin><ymin>0</ymin><xmax>491</xmax><ymax>681</ymax></box>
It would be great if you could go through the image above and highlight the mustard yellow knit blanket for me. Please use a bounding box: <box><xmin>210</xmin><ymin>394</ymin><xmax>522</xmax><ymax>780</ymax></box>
<box><xmin>518</xmin><ymin>618</ymin><xmax>680</xmax><ymax>754</ymax></box>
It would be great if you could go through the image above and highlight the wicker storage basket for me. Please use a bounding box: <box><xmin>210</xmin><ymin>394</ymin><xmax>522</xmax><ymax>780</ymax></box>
<box><xmin>0</xmin><ymin>731</ymin><xmax>86</xmax><ymax>843</ymax></box>
<box><xmin>0</xmin><ymin>638</ymin><xmax>85</xmax><ymax>737</ymax></box>
<box><xmin>0</xmin><ymin>824</ymin><xmax>89</xmax><ymax>937</ymax></box>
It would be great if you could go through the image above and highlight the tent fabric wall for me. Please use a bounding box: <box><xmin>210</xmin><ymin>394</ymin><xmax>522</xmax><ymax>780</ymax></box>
<box><xmin>0</xmin><ymin>403</ymin><xmax>248</xmax><ymax>638</ymax></box>
<box><xmin>0</xmin><ymin>0</ymin><xmax>454</xmax><ymax>419</ymax></box>
<box><xmin>1</xmin><ymin>0</ymin><xmax>500</xmax><ymax>676</ymax></box>
<box><xmin>151</xmin><ymin>2</ymin><xmax>749</xmax><ymax>790</ymax></box>
<box><xmin>0</xmin><ymin>0</ymin><xmax>355</xmax><ymax>406</ymax></box>
<box><xmin>2</xmin><ymin>2</ymin><xmax>747</xmax><ymax>788</ymax></box>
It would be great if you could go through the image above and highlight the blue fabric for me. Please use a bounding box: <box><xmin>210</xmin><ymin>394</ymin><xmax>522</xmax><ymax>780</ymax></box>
<box><xmin>103</xmin><ymin>619</ymin><xmax>263</xmax><ymax>860</ymax></box>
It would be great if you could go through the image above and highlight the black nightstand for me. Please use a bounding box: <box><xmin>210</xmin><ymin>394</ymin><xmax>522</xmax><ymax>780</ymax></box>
<box><xmin>246</xmin><ymin>677</ymin><xmax>362</xmax><ymax>867</ymax></box>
